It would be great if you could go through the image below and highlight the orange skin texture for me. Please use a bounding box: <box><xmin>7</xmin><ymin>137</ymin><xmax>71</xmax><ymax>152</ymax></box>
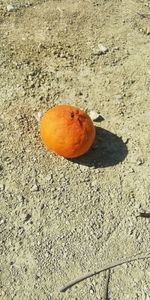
<box><xmin>40</xmin><ymin>105</ymin><xmax>96</xmax><ymax>158</ymax></box>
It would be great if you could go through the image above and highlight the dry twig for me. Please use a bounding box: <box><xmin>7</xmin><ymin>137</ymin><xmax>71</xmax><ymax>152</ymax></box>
<box><xmin>103</xmin><ymin>269</ymin><xmax>110</xmax><ymax>300</ymax></box>
<box><xmin>60</xmin><ymin>253</ymin><xmax>150</xmax><ymax>292</ymax></box>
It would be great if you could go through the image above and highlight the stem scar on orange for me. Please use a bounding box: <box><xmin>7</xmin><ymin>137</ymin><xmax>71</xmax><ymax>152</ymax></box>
<box><xmin>40</xmin><ymin>104</ymin><xmax>96</xmax><ymax>158</ymax></box>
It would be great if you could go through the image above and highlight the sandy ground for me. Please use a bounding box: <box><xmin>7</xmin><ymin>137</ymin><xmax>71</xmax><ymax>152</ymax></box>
<box><xmin>0</xmin><ymin>0</ymin><xmax>150</xmax><ymax>299</ymax></box>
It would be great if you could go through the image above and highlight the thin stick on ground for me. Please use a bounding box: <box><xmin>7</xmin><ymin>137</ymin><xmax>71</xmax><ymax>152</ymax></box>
<box><xmin>60</xmin><ymin>253</ymin><xmax>150</xmax><ymax>293</ymax></box>
<box><xmin>103</xmin><ymin>269</ymin><xmax>110</xmax><ymax>300</ymax></box>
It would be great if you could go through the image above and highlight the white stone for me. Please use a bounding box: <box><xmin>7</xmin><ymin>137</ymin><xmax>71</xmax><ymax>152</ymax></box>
<box><xmin>31</xmin><ymin>184</ymin><xmax>38</xmax><ymax>192</ymax></box>
<box><xmin>35</xmin><ymin>111</ymin><xmax>42</xmax><ymax>122</ymax></box>
<box><xmin>7</xmin><ymin>4</ymin><xmax>17</xmax><ymax>12</ymax></box>
<box><xmin>93</xmin><ymin>43</ymin><xmax>108</xmax><ymax>55</ymax></box>
<box><xmin>89</xmin><ymin>110</ymin><xmax>100</xmax><ymax>121</ymax></box>
<box><xmin>98</xmin><ymin>43</ymin><xmax>108</xmax><ymax>53</ymax></box>
<box><xmin>0</xmin><ymin>183</ymin><xmax>5</xmax><ymax>191</ymax></box>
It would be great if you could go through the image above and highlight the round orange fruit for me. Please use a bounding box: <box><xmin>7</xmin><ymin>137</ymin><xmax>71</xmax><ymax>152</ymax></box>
<box><xmin>40</xmin><ymin>104</ymin><xmax>95</xmax><ymax>158</ymax></box>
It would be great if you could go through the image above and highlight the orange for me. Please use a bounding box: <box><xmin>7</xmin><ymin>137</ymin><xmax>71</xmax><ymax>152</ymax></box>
<box><xmin>40</xmin><ymin>104</ymin><xmax>95</xmax><ymax>158</ymax></box>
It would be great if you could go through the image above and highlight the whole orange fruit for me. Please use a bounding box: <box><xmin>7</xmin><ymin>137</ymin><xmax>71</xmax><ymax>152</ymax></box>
<box><xmin>40</xmin><ymin>104</ymin><xmax>95</xmax><ymax>158</ymax></box>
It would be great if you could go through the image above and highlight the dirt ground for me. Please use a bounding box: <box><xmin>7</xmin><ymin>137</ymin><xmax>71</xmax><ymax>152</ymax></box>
<box><xmin>0</xmin><ymin>0</ymin><xmax>150</xmax><ymax>299</ymax></box>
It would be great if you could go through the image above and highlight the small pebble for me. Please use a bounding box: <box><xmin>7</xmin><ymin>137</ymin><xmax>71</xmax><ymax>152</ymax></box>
<box><xmin>45</xmin><ymin>252</ymin><xmax>49</xmax><ymax>258</ymax></box>
<box><xmin>137</xmin><ymin>158</ymin><xmax>144</xmax><ymax>165</ymax></box>
<box><xmin>112</xmin><ymin>46</ymin><xmax>119</xmax><ymax>51</ymax></box>
<box><xmin>24</xmin><ymin>214</ymin><xmax>32</xmax><ymax>222</ymax></box>
<box><xmin>93</xmin><ymin>44</ymin><xmax>108</xmax><ymax>55</ymax></box>
<box><xmin>31</xmin><ymin>184</ymin><xmax>39</xmax><ymax>192</ymax></box>
<box><xmin>0</xmin><ymin>183</ymin><xmax>5</xmax><ymax>191</ymax></box>
<box><xmin>45</xmin><ymin>174</ymin><xmax>53</xmax><ymax>181</ymax></box>
<box><xmin>35</xmin><ymin>111</ymin><xmax>42</xmax><ymax>122</ymax></box>
<box><xmin>146</xmin><ymin>28</ymin><xmax>150</xmax><ymax>35</ymax></box>
<box><xmin>0</xmin><ymin>219</ymin><xmax>5</xmax><ymax>225</ymax></box>
<box><xmin>89</xmin><ymin>285</ymin><xmax>96</xmax><ymax>294</ymax></box>
<box><xmin>89</xmin><ymin>110</ymin><xmax>100</xmax><ymax>121</ymax></box>
<box><xmin>128</xmin><ymin>168</ymin><xmax>134</xmax><ymax>173</ymax></box>
<box><xmin>7</xmin><ymin>4</ymin><xmax>17</xmax><ymax>12</ymax></box>
<box><xmin>116</xmin><ymin>94</ymin><xmax>124</xmax><ymax>102</ymax></box>
<box><xmin>143</xmin><ymin>27</ymin><xmax>150</xmax><ymax>35</ymax></box>
<box><xmin>98</xmin><ymin>43</ymin><xmax>108</xmax><ymax>54</ymax></box>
